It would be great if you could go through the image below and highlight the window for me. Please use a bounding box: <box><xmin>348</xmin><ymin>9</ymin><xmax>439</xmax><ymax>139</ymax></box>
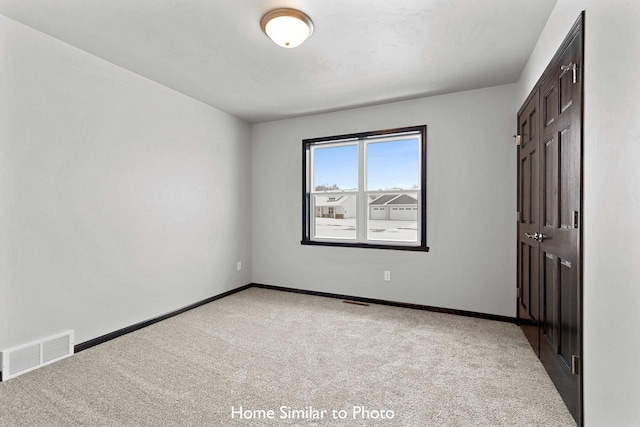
<box><xmin>302</xmin><ymin>125</ymin><xmax>427</xmax><ymax>251</ymax></box>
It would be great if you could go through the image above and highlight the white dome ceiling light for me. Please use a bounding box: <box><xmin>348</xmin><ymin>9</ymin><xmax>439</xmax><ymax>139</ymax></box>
<box><xmin>260</xmin><ymin>8</ymin><xmax>314</xmax><ymax>48</ymax></box>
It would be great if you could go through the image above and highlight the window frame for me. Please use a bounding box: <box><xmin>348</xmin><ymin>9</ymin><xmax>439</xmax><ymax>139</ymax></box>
<box><xmin>301</xmin><ymin>125</ymin><xmax>428</xmax><ymax>252</ymax></box>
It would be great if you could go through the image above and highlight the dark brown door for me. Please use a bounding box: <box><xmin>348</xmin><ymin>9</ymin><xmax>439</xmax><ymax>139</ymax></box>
<box><xmin>537</xmin><ymin>27</ymin><xmax>583</xmax><ymax>423</ymax></box>
<box><xmin>516</xmin><ymin>14</ymin><xmax>583</xmax><ymax>426</ymax></box>
<box><xmin>517</xmin><ymin>91</ymin><xmax>541</xmax><ymax>356</ymax></box>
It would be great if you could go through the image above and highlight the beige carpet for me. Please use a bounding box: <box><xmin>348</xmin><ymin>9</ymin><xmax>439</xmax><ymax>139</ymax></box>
<box><xmin>0</xmin><ymin>288</ymin><xmax>576</xmax><ymax>426</ymax></box>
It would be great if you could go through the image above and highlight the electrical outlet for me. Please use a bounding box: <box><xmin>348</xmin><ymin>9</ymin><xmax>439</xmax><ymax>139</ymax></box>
<box><xmin>384</xmin><ymin>271</ymin><xmax>391</xmax><ymax>281</ymax></box>
<box><xmin>237</xmin><ymin>261</ymin><xmax>242</xmax><ymax>271</ymax></box>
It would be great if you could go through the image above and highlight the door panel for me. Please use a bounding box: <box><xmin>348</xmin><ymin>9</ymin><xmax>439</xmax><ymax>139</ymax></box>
<box><xmin>544</xmin><ymin>137</ymin><xmax>558</xmax><ymax>228</ymax></box>
<box><xmin>522</xmin><ymin>156</ymin><xmax>530</xmax><ymax>223</ymax></box>
<box><xmin>517</xmin><ymin>13</ymin><xmax>583</xmax><ymax>426</ymax></box>
<box><xmin>521</xmin><ymin>243</ymin><xmax>529</xmax><ymax>311</ymax></box>
<box><xmin>530</xmin><ymin>243</ymin><xmax>540</xmax><ymax>319</ymax></box>
<box><xmin>543</xmin><ymin>86</ymin><xmax>558</xmax><ymax>126</ymax></box>
<box><xmin>559</xmin><ymin>125</ymin><xmax>577</xmax><ymax>229</ymax></box>
<box><xmin>543</xmin><ymin>253</ymin><xmax>558</xmax><ymax>350</ymax></box>
<box><xmin>559</xmin><ymin>258</ymin><xmax>577</xmax><ymax>366</ymax></box>
<box><xmin>560</xmin><ymin>70</ymin><xmax>574</xmax><ymax>113</ymax></box>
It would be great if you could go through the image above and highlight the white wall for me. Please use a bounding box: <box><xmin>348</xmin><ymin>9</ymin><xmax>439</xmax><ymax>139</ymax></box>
<box><xmin>252</xmin><ymin>84</ymin><xmax>517</xmax><ymax>317</ymax></box>
<box><xmin>0</xmin><ymin>22</ymin><xmax>10</xmax><ymax>353</ymax></box>
<box><xmin>517</xmin><ymin>1</ymin><xmax>640</xmax><ymax>425</ymax></box>
<box><xmin>0</xmin><ymin>16</ymin><xmax>252</xmax><ymax>354</ymax></box>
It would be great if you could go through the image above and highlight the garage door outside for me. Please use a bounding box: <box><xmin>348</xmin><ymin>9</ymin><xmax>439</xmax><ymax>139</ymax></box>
<box><xmin>389</xmin><ymin>207</ymin><xmax>417</xmax><ymax>221</ymax></box>
<box><xmin>370</xmin><ymin>206</ymin><xmax>387</xmax><ymax>220</ymax></box>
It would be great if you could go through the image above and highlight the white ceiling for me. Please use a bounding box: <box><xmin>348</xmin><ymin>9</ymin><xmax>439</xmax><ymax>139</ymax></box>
<box><xmin>0</xmin><ymin>0</ymin><xmax>557</xmax><ymax>123</ymax></box>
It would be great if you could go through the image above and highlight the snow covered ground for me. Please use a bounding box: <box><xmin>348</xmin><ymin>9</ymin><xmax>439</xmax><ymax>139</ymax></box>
<box><xmin>314</xmin><ymin>217</ymin><xmax>417</xmax><ymax>242</ymax></box>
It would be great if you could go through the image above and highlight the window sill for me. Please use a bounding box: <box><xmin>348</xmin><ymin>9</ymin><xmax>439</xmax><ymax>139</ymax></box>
<box><xmin>300</xmin><ymin>240</ymin><xmax>429</xmax><ymax>252</ymax></box>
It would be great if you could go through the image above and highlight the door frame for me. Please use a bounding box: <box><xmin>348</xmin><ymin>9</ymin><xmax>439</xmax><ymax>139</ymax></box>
<box><xmin>516</xmin><ymin>11</ymin><xmax>584</xmax><ymax>426</ymax></box>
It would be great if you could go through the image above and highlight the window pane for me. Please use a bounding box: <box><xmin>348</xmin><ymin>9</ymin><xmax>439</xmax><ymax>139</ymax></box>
<box><xmin>313</xmin><ymin>145</ymin><xmax>358</xmax><ymax>191</ymax></box>
<box><xmin>304</xmin><ymin>126</ymin><xmax>425</xmax><ymax>249</ymax></box>
<box><xmin>366</xmin><ymin>138</ymin><xmax>419</xmax><ymax>191</ymax></box>
<box><xmin>367</xmin><ymin>193</ymin><xmax>418</xmax><ymax>242</ymax></box>
<box><xmin>313</xmin><ymin>195</ymin><xmax>357</xmax><ymax>239</ymax></box>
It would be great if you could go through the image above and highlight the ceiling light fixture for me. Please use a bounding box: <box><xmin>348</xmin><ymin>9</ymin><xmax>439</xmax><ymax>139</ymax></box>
<box><xmin>260</xmin><ymin>8</ymin><xmax>314</xmax><ymax>48</ymax></box>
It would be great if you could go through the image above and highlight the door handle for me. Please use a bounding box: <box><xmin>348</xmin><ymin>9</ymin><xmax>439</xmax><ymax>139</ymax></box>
<box><xmin>561</xmin><ymin>62</ymin><xmax>578</xmax><ymax>84</ymax></box>
<box><xmin>524</xmin><ymin>232</ymin><xmax>546</xmax><ymax>242</ymax></box>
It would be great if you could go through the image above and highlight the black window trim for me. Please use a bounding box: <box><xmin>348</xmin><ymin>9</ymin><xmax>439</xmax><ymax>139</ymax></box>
<box><xmin>301</xmin><ymin>125</ymin><xmax>429</xmax><ymax>252</ymax></box>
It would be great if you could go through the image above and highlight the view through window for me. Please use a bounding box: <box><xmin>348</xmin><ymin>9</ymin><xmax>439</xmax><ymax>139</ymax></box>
<box><xmin>302</xmin><ymin>126</ymin><xmax>427</xmax><ymax>251</ymax></box>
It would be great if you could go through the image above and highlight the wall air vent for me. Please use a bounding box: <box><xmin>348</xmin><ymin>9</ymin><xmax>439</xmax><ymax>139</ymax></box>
<box><xmin>1</xmin><ymin>330</ymin><xmax>74</xmax><ymax>381</ymax></box>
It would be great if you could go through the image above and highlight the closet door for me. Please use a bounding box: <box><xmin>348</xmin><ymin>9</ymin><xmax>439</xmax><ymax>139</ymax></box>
<box><xmin>517</xmin><ymin>90</ymin><xmax>541</xmax><ymax>356</ymax></box>
<box><xmin>538</xmin><ymin>27</ymin><xmax>583</xmax><ymax>424</ymax></box>
<box><xmin>517</xmin><ymin>13</ymin><xmax>583</xmax><ymax>426</ymax></box>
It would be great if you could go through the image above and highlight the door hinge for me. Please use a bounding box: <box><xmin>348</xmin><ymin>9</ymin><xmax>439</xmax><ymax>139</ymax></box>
<box><xmin>572</xmin><ymin>210</ymin><xmax>579</xmax><ymax>228</ymax></box>
<box><xmin>571</xmin><ymin>355</ymin><xmax>580</xmax><ymax>375</ymax></box>
<box><xmin>517</xmin><ymin>287</ymin><xmax>521</xmax><ymax>298</ymax></box>
<box><xmin>514</xmin><ymin>134</ymin><xmax>522</xmax><ymax>146</ymax></box>
<box><xmin>516</xmin><ymin>211</ymin><xmax>520</xmax><ymax>222</ymax></box>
